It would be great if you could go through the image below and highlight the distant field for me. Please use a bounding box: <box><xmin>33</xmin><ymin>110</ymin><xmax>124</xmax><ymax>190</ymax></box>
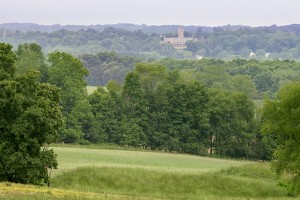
<box><xmin>51</xmin><ymin>146</ymin><xmax>248</xmax><ymax>175</ymax></box>
<box><xmin>86</xmin><ymin>86</ymin><xmax>98</xmax><ymax>94</ymax></box>
<box><xmin>0</xmin><ymin>145</ymin><xmax>297</xmax><ymax>200</ymax></box>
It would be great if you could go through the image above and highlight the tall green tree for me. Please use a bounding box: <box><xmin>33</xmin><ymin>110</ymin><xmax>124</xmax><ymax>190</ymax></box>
<box><xmin>46</xmin><ymin>52</ymin><xmax>89</xmax><ymax>142</ymax></box>
<box><xmin>0</xmin><ymin>43</ymin><xmax>64</xmax><ymax>185</ymax></box>
<box><xmin>14</xmin><ymin>43</ymin><xmax>46</xmax><ymax>78</ymax></box>
<box><xmin>120</xmin><ymin>72</ymin><xmax>148</xmax><ymax>146</ymax></box>
<box><xmin>262</xmin><ymin>82</ymin><xmax>300</xmax><ymax>192</ymax></box>
<box><xmin>165</xmin><ymin>71</ymin><xmax>210</xmax><ymax>154</ymax></box>
<box><xmin>208</xmin><ymin>89</ymin><xmax>256</xmax><ymax>158</ymax></box>
<box><xmin>134</xmin><ymin>63</ymin><xmax>168</xmax><ymax>148</ymax></box>
<box><xmin>88</xmin><ymin>87</ymin><xmax>120</xmax><ymax>143</ymax></box>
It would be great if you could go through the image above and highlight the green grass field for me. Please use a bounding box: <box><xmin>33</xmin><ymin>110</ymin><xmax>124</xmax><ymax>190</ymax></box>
<box><xmin>52</xmin><ymin>145</ymin><xmax>248</xmax><ymax>175</ymax></box>
<box><xmin>0</xmin><ymin>145</ymin><xmax>298</xmax><ymax>200</ymax></box>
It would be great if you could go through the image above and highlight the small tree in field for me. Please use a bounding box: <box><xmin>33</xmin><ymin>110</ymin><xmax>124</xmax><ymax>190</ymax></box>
<box><xmin>262</xmin><ymin>81</ymin><xmax>300</xmax><ymax>193</ymax></box>
<box><xmin>0</xmin><ymin>43</ymin><xmax>64</xmax><ymax>185</ymax></box>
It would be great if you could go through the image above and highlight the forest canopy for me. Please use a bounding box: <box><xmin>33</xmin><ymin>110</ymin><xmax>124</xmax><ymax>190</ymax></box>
<box><xmin>2</xmin><ymin>24</ymin><xmax>300</xmax><ymax>60</ymax></box>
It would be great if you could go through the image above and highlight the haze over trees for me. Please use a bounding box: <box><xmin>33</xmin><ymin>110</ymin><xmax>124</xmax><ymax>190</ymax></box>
<box><xmin>1</xmin><ymin>42</ymin><xmax>299</xmax><ymax>160</ymax></box>
<box><xmin>0</xmin><ymin>34</ymin><xmax>300</xmax><ymax>194</ymax></box>
<box><xmin>2</xmin><ymin>23</ymin><xmax>300</xmax><ymax>60</ymax></box>
<box><xmin>81</xmin><ymin>54</ymin><xmax>300</xmax><ymax>99</ymax></box>
<box><xmin>0</xmin><ymin>42</ymin><xmax>275</xmax><ymax>161</ymax></box>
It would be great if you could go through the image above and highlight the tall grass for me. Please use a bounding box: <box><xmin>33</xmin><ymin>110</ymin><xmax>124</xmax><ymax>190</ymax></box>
<box><xmin>50</xmin><ymin>166</ymin><xmax>288</xmax><ymax>199</ymax></box>
<box><xmin>0</xmin><ymin>146</ymin><xmax>296</xmax><ymax>200</ymax></box>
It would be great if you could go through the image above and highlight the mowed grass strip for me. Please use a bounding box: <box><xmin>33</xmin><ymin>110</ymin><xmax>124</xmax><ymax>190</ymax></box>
<box><xmin>51</xmin><ymin>166</ymin><xmax>288</xmax><ymax>199</ymax></box>
<box><xmin>52</xmin><ymin>146</ymin><xmax>248</xmax><ymax>175</ymax></box>
<box><xmin>0</xmin><ymin>182</ymin><xmax>151</xmax><ymax>200</ymax></box>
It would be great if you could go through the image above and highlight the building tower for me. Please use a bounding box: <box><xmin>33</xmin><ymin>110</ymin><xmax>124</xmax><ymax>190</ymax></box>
<box><xmin>178</xmin><ymin>27</ymin><xmax>184</xmax><ymax>38</ymax></box>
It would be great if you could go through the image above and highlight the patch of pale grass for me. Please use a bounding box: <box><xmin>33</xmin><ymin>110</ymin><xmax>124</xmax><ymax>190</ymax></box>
<box><xmin>86</xmin><ymin>86</ymin><xmax>98</xmax><ymax>95</ymax></box>
<box><xmin>52</xmin><ymin>146</ymin><xmax>250</xmax><ymax>175</ymax></box>
<box><xmin>0</xmin><ymin>182</ymin><xmax>153</xmax><ymax>200</ymax></box>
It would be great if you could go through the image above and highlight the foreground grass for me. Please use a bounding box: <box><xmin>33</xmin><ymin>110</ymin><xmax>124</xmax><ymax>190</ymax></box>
<box><xmin>1</xmin><ymin>146</ymin><xmax>298</xmax><ymax>199</ymax></box>
<box><xmin>50</xmin><ymin>166</ymin><xmax>288</xmax><ymax>199</ymax></box>
<box><xmin>0</xmin><ymin>182</ymin><xmax>147</xmax><ymax>200</ymax></box>
<box><xmin>0</xmin><ymin>165</ymin><xmax>294</xmax><ymax>200</ymax></box>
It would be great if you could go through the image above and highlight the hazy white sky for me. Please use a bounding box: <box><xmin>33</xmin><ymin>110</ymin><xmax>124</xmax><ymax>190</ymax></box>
<box><xmin>0</xmin><ymin>0</ymin><xmax>299</xmax><ymax>26</ymax></box>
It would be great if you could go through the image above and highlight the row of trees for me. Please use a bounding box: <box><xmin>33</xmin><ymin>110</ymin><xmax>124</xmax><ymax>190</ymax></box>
<box><xmin>80</xmin><ymin>54</ymin><xmax>300</xmax><ymax>98</ymax></box>
<box><xmin>10</xmin><ymin>42</ymin><xmax>273</xmax><ymax>159</ymax></box>
<box><xmin>85</xmin><ymin>64</ymin><xmax>275</xmax><ymax>160</ymax></box>
<box><xmin>1</xmin><ymin>42</ymin><xmax>299</xmax><ymax>191</ymax></box>
<box><xmin>81</xmin><ymin>51</ymin><xmax>143</xmax><ymax>86</ymax></box>
<box><xmin>187</xmin><ymin>27</ymin><xmax>300</xmax><ymax>60</ymax></box>
<box><xmin>2</xmin><ymin>25</ymin><xmax>300</xmax><ymax>59</ymax></box>
<box><xmin>155</xmin><ymin>58</ymin><xmax>300</xmax><ymax>98</ymax></box>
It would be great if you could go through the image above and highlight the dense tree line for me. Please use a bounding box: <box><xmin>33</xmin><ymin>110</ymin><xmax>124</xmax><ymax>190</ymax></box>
<box><xmin>84</xmin><ymin>64</ymin><xmax>265</xmax><ymax>159</ymax></box>
<box><xmin>1</xmin><ymin>41</ymin><xmax>299</xmax><ymax>192</ymax></box>
<box><xmin>10</xmin><ymin>42</ymin><xmax>295</xmax><ymax>161</ymax></box>
<box><xmin>2</xmin><ymin>22</ymin><xmax>300</xmax><ymax>36</ymax></box>
<box><xmin>6</xmin><ymin>42</ymin><xmax>275</xmax><ymax>160</ymax></box>
<box><xmin>81</xmin><ymin>51</ymin><xmax>144</xmax><ymax>86</ymax></box>
<box><xmin>81</xmin><ymin>55</ymin><xmax>300</xmax><ymax>98</ymax></box>
<box><xmin>154</xmin><ymin>58</ymin><xmax>300</xmax><ymax>98</ymax></box>
<box><xmin>187</xmin><ymin>27</ymin><xmax>300</xmax><ymax>60</ymax></box>
<box><xmin>2</xmin><ymin>25</ymin><xmax>300</xmax><ymax>59</ymax></box>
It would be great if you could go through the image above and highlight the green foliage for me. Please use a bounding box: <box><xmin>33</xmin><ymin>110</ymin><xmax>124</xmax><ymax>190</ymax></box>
<box><xmin>81</xmin><ymin>62</ymin><xmax>259</xmax><ymax>157</ymax></box>
<box><xmin>0</xmin><ymin>43</ymin><xmax>16</xmax><ymax>78</ymax></box>
<box><xmin>14</xmin><ymin>43</ymin><xmax>46</xmax><ymax>77</ymax></box>
<box><xmin>88</xmin><ymin>87</ymin><xmax>119</xmax><ymax>143</ymax></box>
<box><xmin>262</xmin><ymin>81</ymin><xmax>300</xmax><ymax>193</ymax></box>
<box><xmin>0</xmin><ymin>43</ymin><xmax>64</xmax><ymax>185</ymax></box>
<box><xmin>1</xmin><ymin>42</ymin><xmax>281</xmax><ymax>160</ymax></box>
<box><xmin>81</xmin><ymin>51</ymin><xmax>144</xmax><ymax>86</ymax></box>
<box><xmin>164</xmin><ymin>77</ymin><xmax>210</xmax><ymax>154</ymax></box>
<box><xmin>58</xmin><ymin>51</ymin><xmax>300</xmax><ymax>100</ymax></box>
<box><xmin>154</xmin><ymin>58</ymin><xmax>300</xmax><ymax>98</ymax></box>
<box><xmin>120</xmin><ymin>72</ymin><xmax>148</xmax><ymax>146</ymax></box>
<box><xmin>4</xmin><ymin>25</ymin><xmax>300</xmax><ymax>60</ymax></box>
<box><xmin>46</xmin><ymin>52</ymin><xmax>90</xmax><ymax>143</ymax></box>
<box><xmin>208</xmin><ymin>89</ymin><xmax>257</xmax><ymax>158</ymax></box>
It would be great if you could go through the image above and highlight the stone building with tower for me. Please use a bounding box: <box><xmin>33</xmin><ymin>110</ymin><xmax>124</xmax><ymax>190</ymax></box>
<box><xmin>161</xmin><ymin>27</ymin><xmax>193</xmax><ymax>50</ymax></box>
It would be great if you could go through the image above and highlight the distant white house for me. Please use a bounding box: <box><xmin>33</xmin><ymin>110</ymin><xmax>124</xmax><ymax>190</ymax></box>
<box><xmin>249</xmin><ymin>52</ymin><xmax>256</xmax><ymax>57</ymax></box>
<box><xmin>196</xmin><ymin>55</ymin><xmax>203</xmax><ymax>59</ymax></box>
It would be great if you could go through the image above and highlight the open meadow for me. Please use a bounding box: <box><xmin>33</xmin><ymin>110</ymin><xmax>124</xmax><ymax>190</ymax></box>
<box><xmin>0</xmin><ymin>145</ymin><xmax>298</xmax><ymax>200</ymax></box>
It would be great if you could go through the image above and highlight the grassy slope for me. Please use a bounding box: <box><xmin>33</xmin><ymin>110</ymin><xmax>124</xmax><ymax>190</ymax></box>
<box><xmin>0</xmin><ymin>145</ymin><xmax>298</xmax><ymax>200</ymax></box>
<box><xmin>52</xmin><ymin>146</ymin><xmax>247</xmax><ymax>175</ymax></box>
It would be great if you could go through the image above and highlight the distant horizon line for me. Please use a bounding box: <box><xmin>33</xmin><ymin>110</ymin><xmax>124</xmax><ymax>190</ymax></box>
<box><xmin>1</xmin><ymin>22</ymin><xmax>299</xmax><ymax>28</ymax></box>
